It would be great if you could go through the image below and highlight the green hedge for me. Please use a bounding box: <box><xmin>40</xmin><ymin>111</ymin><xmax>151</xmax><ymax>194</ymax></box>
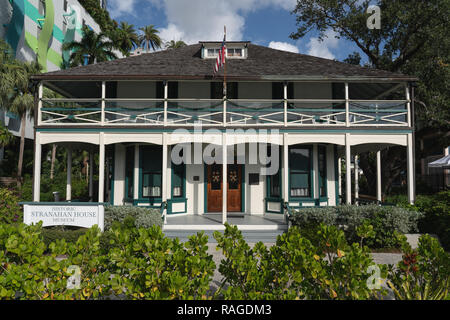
<box><xmin>0</xmin><ymin>188</ymin><xmax>22</xmax><ymax>224</ymax></box>
<box><xmin>0</xmin><ymin>222</ymin><xmax>448</xmax><ymax>300</ymax></box>
<box><xmin>386</xmin><ymin>191</ymin><xmax>450</xmax><ymax>251</ymax></box>
<box><xmin>289</xmin><ymin>205</ymin><xmax>422</xmax><ymax>249</ymax></box>
<box><xmin>104</xmin><ymin>206</ymin><xmax>163</xmax><ymax>230</ymax></box>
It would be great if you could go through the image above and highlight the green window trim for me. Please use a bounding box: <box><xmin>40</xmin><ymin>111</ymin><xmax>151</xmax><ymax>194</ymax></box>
<box><xmin>139</xmin><ymin>145</ymin><xmax>162</xmax><ymax>199</ymax></box>
<box><xmin>171</xmin><ymin>163</ymin><xmax>186</xmax><ymax>198</ymax></box>
<box><xmin>288</xmin><ymin>145</ymin><xmax>313</xmax><ymax>200</ymax></box>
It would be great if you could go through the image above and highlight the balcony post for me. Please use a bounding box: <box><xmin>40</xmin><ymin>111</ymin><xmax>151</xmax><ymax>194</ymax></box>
<box><xmin>377</xmin><ymin>150</ymin><xmax>382</xmax><ymax>203</ymax></box>
<box><xmin>98</xmin><ymin>133</ymin><xmax>105</xmax><ymax>203</ymax></box>
<box><xmin>345</xmin><ymin>82</ymin><xmax>350</xmax><ymax>127</ymax></box>
<box><xmin>283</xmin><ymin>133</ymin><xmax>289</xmax><ymax>204</ymax></box>
<box><xmin>338</xmin><ymin>157</ymin><xmax>342</xmax><ymax>202</ymax></box>
<box><xmin>33</xmin><ymin>133</ymin><xmax>42</xmax><ymax>202</ymax></box>
<box><xmin>37</xmin><ymin>82</ymin><xmax>43</xmax><ymax>126</ymax></box>
<box><xmin>283</xmin><ymin>81</ymin><xmax>288</xmax><ymax>126</ymax></box>
<box><xmin>223</xmin><ymin>98</ymin><xmax>227</xmax><ymax>127</ymax></box>
<box><xmin>164</xmin><ymin>81</ymin><xmax>168</xmax><ymax>126</ymax></box>
<box><xmin>407</xmin><ymin>133</ymin><xmax>415</xmax><ymax>204</ymax></box>
<box><xmin>406</xmin><ymin>84</ymin><xmax>411</xmax><ymax>127</ymax></box>
<box><xmin>354</xmin><ymin>154</ymin><xmax>359</xmax><ymax>204</ymax></box>
<box><xmin>162</xmin><ymin>133</ymin><xmax>168</xmax><ymax>223</ymax></box>
<box><xmin>101</xmin><ymin>81</ymin><xmax>105</xmax><ymax>125</ymax></box>
<box><xmin>345</xmin><ymin>133</ymin><xmax>351</xmax><ymax>204</ymax></box>
<box><xmin>222</xmin><ymin>132</ymin><xmax>227</xmax><ymax>223</ymax></box>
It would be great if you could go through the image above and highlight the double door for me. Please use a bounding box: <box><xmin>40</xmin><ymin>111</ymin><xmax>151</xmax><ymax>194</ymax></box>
<box><xmin>206</xmin><ymin>164</ymin><xmax>242</xmax><ymax>212</ymax></box>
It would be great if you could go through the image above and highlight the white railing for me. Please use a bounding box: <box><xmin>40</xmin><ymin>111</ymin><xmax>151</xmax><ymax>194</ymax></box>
<box><xmin>38</xmin><ymin>98</ymin><xmax>410</xmax><ymax>127</ymax></box>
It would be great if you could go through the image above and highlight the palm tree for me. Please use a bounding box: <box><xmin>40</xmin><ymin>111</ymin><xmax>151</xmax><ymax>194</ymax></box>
<box><xmin>138</xmin><ymin>25</ymin><xmax>162</xmax><ymax>53</ymax></box>
<box><xmin>63</xmin><ymin>25</ymin><xmax>118</xmax><ymax>66</ymax></box>
<box><xmin>115</xmin><ymin>22</ymin><xmax>139</xmax><ymax>56</ymax></box>
<box><xmin>165</xmin><ymin>40</ymin><xmax>187</xmax><ymax>49</ymax></box>
<box><xmin>3</xmin><ymin>60</ymin><xmax>41</xmax><ymax>186</ymax></box>
<box><xmin>0</xmin><ymin>124</ymin><xmax>12</xmax><ymax>148</ymax></box>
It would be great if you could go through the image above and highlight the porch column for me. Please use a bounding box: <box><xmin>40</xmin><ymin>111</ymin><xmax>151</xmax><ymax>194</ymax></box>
<box><xmin>162</xmin><ymin>133</ymin><xmax>168</xmax><ymax>223</ymax></box>
<box><xmin>33</xmin><ymin>133</ymin><xmax>42</xmax><ymax>202</ymax></box>
<box><xmin>338</xmin><ymin>157</ymin><xmax>342</xmax><ymax>202</ymax></box>
<box><xmin>354</xmin><ymin>154</ymin><xmax>359</xmax><ymax>204</ymax></box>
<box><xmin>101</xmin><ymin>81</ymin><xmax>106</xmax><ymax>125</ymax></box>
<box><xmin>376</xmin><ymin>150</ymin><xmax>382</xmax><ymax>203</ymax></box>
<box><xmin>407</xmin><ymin>133</ymin><xmax>415</xmax><ymax>204</ymax></box>
<box><xmin>163</xmin><ymin>81</ymin><xmax>168</xmax><ymax>126</ymax></box>
<box><xmin>134</xmin><ymin>144</ymin><xmax>139</xmax><ymax>201</ymax></box>
<box><xmin>345</xmin><ymin>133</ymin><xmax>351</xmax><ymax>204</ymax></box>
<box><xmin>222</xmin><ymin>132</ymin><xmax>227</xmax><ymax>224</ymax></box>
<box><xmin>89</xmin><ymin>151</ymin><xmax>93</xmax><ymax>201</ymax></box>
<box><xmin>283</xmin><ymin>81</ymin><xmax>288</xmax><ymax>126</ymax></box>
<box><xmin>98</xmin><ymin>133</ymin><xmax>105</xmax><ymax>203</ymax></box>
<box><xmin>345</xmin><ymin>82</ymin><xmax>350</xmax><ymax>127</ymax></box>
<box><xmin>283</xmin><ymin>133</ymin><xmax>289</xmax><ymax>204</ymax></box>
<box><xmin>66</xmin><ymin>147</ymin><xmax>72</xmax><ymax>201</ymax></box>
<box><xmin>313</xmin><ymin>144</ymin><xmax>319</xmax><ymax>199</ymax></box>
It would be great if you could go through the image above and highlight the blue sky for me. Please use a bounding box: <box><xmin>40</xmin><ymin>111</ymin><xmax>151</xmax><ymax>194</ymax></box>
<box><xmin>108</xmin><ymin>0</ymin><xmax>363</xmax><ymax>62</ymax></box>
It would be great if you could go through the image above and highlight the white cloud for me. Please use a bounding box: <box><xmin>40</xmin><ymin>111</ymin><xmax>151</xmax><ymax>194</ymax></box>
<box><xmin>268</xmin><ymin>41</ymin><xmax>299</xmax><ymax>53</ymax></box>
<box><xmin>306</xmin><ymin>30</ymin><xmax>340</xmax><ymax>60</ymax></box>
<box><xmin>109</xmin><ymin>0</ymin><xmax>137</xmax><ymax>18</ymax></box>
<box><xmin>139</xmin><ymin>0</ymin><xmax>298</xmax><ymax>44</ymax></box>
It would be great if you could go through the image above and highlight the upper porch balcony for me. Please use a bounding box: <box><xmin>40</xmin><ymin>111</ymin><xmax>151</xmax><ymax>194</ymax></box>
<box><xmin>37</xmin><ymin>80</ymin><xmax>412</xmax><ymax>128</ymax></box>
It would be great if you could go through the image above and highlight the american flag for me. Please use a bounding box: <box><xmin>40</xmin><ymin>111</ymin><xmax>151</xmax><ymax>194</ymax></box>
<box><xmin>213</xmin><ymin>32</ymin><xmax>226</xmax><ymax>74</ymax></box>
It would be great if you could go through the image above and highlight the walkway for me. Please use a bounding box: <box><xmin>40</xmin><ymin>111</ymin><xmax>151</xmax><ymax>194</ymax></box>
<box><xmin>163</xmin><ymin>213</ymin><xmax>288</xmax><ymax>242</ymax></box>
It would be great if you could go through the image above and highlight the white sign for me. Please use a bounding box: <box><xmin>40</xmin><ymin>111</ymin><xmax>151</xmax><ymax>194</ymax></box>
<box><xmin>23</xmin><ymin>204</ymin><xmax>104</xmax><ymax>231</ymax></box>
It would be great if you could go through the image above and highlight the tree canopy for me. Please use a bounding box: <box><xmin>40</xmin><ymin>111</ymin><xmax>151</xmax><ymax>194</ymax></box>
<box><xmin>290</xmin><ymin>0</ymin><xmax>450</xmax><ymax>195</ymax></box>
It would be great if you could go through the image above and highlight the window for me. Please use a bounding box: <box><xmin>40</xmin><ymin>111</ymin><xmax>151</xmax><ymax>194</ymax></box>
<box><xmin>64</xmin><ymin>0</ymin><xmax>68</xmax><ymax>12</ymax></box>
<box><xmin>172</xmin><ymin>164</ymin><xmax>185</xmax><ymax>198</ymax></box>
<box><xmin>206</xmin><ymin>47</ymin><xmax>244</xmax><ymax>58</ymax></box>
<box><xmin>318</xmin><ymin>146</ymin><xmax>327</xmax><ymax>197</ymax></box>
<box><xmin>227</xmin><ymin>48</ymin><xmax>242</xmax><ymax>57</ymax></box>
<box><xmin>207</xmin><ymin>48</ymin><xmax>220</xmax><ymax>57</ymax></box>
<box><xmin>141</xmin><ymin>146</ymin><xmax>162</xmax><ymax>198</ymax></box>
<box><xmin>289</xmin><ymin>147</ymin><xmax>311</xmax><ymax>198</ymax></box>
<box><xmin>143</xmin><ymin>173</ymin><xmax>161</xmax><ymax>197</ymax></box>
<box><xmin>268</xmin><ymin>171</ymin><xmax>281</xmax><ymax>198</ymax></box>
<box><xmin>211</xmin><ymin>164</ymin><xmax>222</xmax><ymax>190</ymax></box>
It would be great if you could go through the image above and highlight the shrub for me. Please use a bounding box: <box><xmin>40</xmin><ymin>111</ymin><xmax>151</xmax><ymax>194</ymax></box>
<box><xmin>0</xmin><ymin>222</ymin><xmax>214</xmax><ymax>300</ymax></box>
<box><xmin>0</xmin><ymin>188</ymin><xmax>23</xmax><ymax>224</ymax></box>
<box><xmin>107</xmin><ymin>224</ymin><xmax>216</xmax><ymax>299</ymax></box>
<box><xmin>0</xmin><ymin>223</ymin><xmax>111</xmax><ymax>300</ymax></box>
<box><xmin>387</xmin><ymin>233</ymin><xmax>450</xmax><ymax>300</ymax></box>
<box><xmin>19</xmin><ymin>174</ymin><xmax>90</xmax><ymax>202</ymax></box>
<box><xmin>289</xmin><ymin>205</ymin><xmax>422</xmax><ymax>249</ymax></box>
<box><xmin>104</xmin><ymin>206</ymin><xmax>162</xmax><ymax>230</ymax></box>
<box><xmin>213</xmin><ymin>223</ymin><xmax>386</xmax><ymax>300</ymax></box>
<box><xmin>387</xmin><ymin>191</ymin><xmax>450</xmax><ymax>251</ymax></box>
<box><xmin>41</xmin><ymin>227</ymin><xmax>88</xmax><ymax>247</ymax></box>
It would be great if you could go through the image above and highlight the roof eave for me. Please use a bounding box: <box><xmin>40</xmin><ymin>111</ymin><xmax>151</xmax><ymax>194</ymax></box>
<box><xmin>31</xmin><ymin>74</ymin><xmax>418</xmax><ymax>82</ymax></box>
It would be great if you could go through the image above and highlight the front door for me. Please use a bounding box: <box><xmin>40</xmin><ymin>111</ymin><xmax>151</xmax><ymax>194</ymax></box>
<box><xmin>207</xmin><ymin>164</ymin><xmax>242</xmax><ymax>212</ymax></box>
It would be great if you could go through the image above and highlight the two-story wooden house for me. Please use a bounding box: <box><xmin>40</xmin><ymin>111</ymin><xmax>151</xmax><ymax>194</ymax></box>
<box><xmin>30</xmin><ymin>41</ymin><xmax>417</xmax><ymax>229</ymax></box>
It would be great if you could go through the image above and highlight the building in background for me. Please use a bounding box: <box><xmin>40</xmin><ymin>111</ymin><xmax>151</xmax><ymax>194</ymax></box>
<box><xmin>0</xmin><ymin>0</ymin><xmax>104</xmax><ymax>161</ymax></box>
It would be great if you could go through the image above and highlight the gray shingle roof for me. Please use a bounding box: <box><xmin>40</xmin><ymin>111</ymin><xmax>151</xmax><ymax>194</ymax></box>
<box><xmin>34</xmin><ymin>43</ymin><xmax>416</xmax><ymax>81</ymax></box>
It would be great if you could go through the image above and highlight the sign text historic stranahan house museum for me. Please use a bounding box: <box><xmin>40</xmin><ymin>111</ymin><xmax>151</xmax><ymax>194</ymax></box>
<box><xmin>26</xmin><ymin>41</ymin><xmax>417</xmax><ymax>230</ymax></box>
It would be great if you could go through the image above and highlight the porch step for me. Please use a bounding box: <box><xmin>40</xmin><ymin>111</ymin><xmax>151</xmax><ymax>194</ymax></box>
<box><xmin>163</xmin><ymin>229</ymin><xmax>286</xmax><ymax>243</ymax></box>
